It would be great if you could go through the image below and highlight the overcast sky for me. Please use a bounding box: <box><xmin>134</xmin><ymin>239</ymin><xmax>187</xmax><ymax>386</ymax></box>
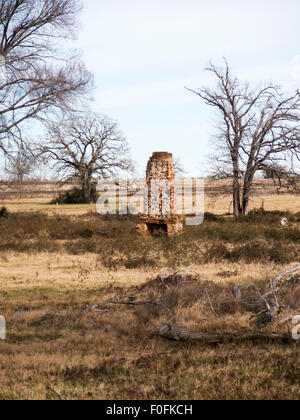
<box><xmin>77</xmin><ymin>0</ymin><xmax>300</xmax><ymax>177</ymax></box>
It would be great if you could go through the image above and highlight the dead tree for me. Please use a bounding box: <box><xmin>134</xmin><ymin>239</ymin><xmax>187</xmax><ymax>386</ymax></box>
<box><xmin>174</xmin><ymin>157</ymin><xmax>187</xmax><ymax>177</ymax></box>
<box><xmin>40</xmin><ymin>111</ymin><xmax>134</xmax><ymax>203</ymax></box>
<box><xmin>158</xmin><ymin>265</ymin><xmax>300</xmax><ymax>343</ymax></box>
<box><xmin>262</xmin><ymin>163</ymin><xmax>300</xmax><ymax>194</ymax></box>
<box><xmin>29</xmin><ymin>264</ymin><xmax>300</xmax><ymax>345</ymax></box>
<box><xmin>4</xmin><ymin>144</ymin><xmax>36</xmax><ymax>199</ymax></box>
<box><xmin>0</xmin><ymin>0</ymin><xmax>91</xmax><ymax>153</ymax></box>
<box><xmin>186</xmin><ymin>59</ymin><xmax>300</xmax><ymax>219</ymax></box>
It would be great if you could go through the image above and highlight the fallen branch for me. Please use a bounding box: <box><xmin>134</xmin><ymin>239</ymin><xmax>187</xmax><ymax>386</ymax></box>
<box><xmin>46</xmin><ymin>385</ymin><xmax>67</xmax><ymax>401</ymax></box>
<box><xmin>31</xmin><ymin>311</ymin><xmax>67</xmax><ymax>326</ymax></box>
<box><xmin>157</xmin><ymin>323</ymin><xmax>292</xmax><ymax>344</ymax></box>
<box><xmin>269</xmin><ymin>264</ymin><xmax>300</xmax><ymax>290</ymax></box>
<box><xmin>80</xmin><ymin>295</ymin><xmax>160</xmax><ymax>316</ymax></box>
<box><xmin>205</xmin><ymin>288</ymin><xmax>218</xmax><ymax>316</ymax></box>
<box><xmin>231</xmin><ymin>266</ymin><xmax>300</xmax><ymax>328</ymax></box>
<box><xmin>29</xmin><ymin>295</ymin><xmax>162</xmax><ymax>325</ymax></box>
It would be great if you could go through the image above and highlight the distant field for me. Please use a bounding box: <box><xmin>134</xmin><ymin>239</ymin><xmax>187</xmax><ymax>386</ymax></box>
<box><xmin>1</xmin><ymin>179</ymin><xmax>300</xmax><ymax>215</ymax></box>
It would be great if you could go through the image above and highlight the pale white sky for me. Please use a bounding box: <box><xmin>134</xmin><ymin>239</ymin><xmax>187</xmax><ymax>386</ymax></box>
<box><xmin>76</xmin><ymin>0</ymin><xmax>300</xmax><ymax>177</ymax></box>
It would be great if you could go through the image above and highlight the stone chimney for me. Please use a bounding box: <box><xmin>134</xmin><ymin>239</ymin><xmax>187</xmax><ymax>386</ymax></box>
<box><xmin>137</xmin><ymin>152</ymin><xmax>183</xmax><ymax>236</ymax></box>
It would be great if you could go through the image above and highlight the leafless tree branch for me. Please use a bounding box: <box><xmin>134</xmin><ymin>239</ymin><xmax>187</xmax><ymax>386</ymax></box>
<box><xmin>186</xmin><ymin>59</ymin><xmax>300</xmax><ymax>219</ymax></box>
<box><xmin>39</xmin><ymin>111</ymin><xmax>134</xmax><ymax>202</ymax></box>
<box><xmin>0</xmin><ymin>0</ymin><xmax>91</xmax><ymax>152</ymax></box>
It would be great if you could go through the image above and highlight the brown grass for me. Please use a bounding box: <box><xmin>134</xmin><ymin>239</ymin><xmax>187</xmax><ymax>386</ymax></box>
<box><xmin>0</xmin><ymin>269</ymin><xmax>299</xmax><ymax>400</ymax></box>
<box><xmin>1</xmin><ymin>178</ymin><xmax>300</xmax><ymax>215</ymax></box>
<box><xmin>0</xmin><ymin>208</ymin><xmax>299</xmax><ymax>400</ymax></box>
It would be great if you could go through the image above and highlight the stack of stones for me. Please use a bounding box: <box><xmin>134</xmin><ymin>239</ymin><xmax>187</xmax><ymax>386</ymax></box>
<box><xmin>136</xmin><ymin>152</ymin><xmax>183</xmax><ymax>237</ymax></box>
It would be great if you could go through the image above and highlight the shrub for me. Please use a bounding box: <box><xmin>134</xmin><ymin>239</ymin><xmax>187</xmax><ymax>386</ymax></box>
<box><xmin>204</xmin><ymin>243</ymin><xmax>231</xmax><ymax>262</ymax></box>
<box><xmin>0</xmin><ymin>211</ymin><xmax>299</xmax><ymax>265</ymax></box>
<box><xmin>54</xmin><ymin>186</ymin><xmax>99</xmax><ymax>204</ymax></box>
<box><xmin>79</xmin><ymin>228</ymin><xmax>94</xmax><ymax>239</ymax></box>
<box><xmin>244</xmin><ymin>209</ymin><xmax>290</xmax><ymax>224</ymax></box>
<box><xmin>203</xmin><ymin>213</ymin><xmax>220</xmax><ymax>222</ymax></box>
<box><xmin>0</xmin><ymin>206</ymin><xmax>9</xmax><ymax>218</ymax></box>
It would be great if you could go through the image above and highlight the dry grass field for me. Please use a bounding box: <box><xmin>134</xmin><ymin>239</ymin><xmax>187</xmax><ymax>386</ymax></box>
<box><xmin>1</xmin><ymin>178</ymin><xmax>300</xmax><ymax>215</ymax></box>
<box><xmin>0</xmin><ymin>181</ymin><xmax>299</xmax><ymax>400</ymax></box>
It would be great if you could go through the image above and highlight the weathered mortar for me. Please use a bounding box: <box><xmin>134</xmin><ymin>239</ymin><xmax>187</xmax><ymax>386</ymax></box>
<box><xmin>137</xmin><ymin>152</ymin><xmax>183</xmax><ymax>237</ymax></box>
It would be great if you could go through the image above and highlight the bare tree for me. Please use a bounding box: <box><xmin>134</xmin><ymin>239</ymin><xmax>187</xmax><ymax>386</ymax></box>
<box><xmin>174</xmin><ymin>157</ymin><xmax>186</xmax><ymax>177</ymax></box>
<box><xmin>40</xmin><ymin>111</ymin><xmax>134</xmax><ymax>203</ymax></box>
<box><xmin>186</xmin><ymin>59</ymin><xmax>300</xmax><ymax>219</ymax></box>
<box><xmin>262</xmin><ymin>163</ymin><xmax>300</xmax><ymax>194</ymax></box>
<box><xmin>0</xmin><ymin>0</ymin><xmax>91</xmax><ymax>152</ymax></box>
<box><xmin>5</xmin><ymin>145</ymin><xmax>36</xmax><ymax>199</ymax></box>
<box><xmin>6</xmin><ymin>146</ymin><xmax>35</xmax><ymax>182</ymax></box>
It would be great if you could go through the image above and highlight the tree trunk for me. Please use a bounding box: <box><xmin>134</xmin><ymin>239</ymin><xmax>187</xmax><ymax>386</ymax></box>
<box><xmin>242</xmin><ymin>199</ymin><xmax>249</xmax><ymax>216</ymax></box>
<box><xmin>242</xmin><ymin>187</ymin><xmax>250</xmax><ymax>216</ymax></box>
<box><xmin>242</xmin><ymin>172</ymin><xmax>255</xmax><ymax>216</ymax></box>
<box><xmin>81</xmin><ymin>172</ymin><xmax>92</xmax><ymax>203</ymax></box>
<box><xmin>82</xmin><ymin>182</ymin><xmax>92</xmax><ymax>203</ymax></box>
<box><xmin>232</xmin><ymin>163</ymin><xmax>242</xmax><ymax>221</ymax></box>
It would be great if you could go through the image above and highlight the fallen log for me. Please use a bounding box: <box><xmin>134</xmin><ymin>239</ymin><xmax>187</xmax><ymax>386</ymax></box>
<box><xmin>31</xmin><ymin>311</ymin><xmax>67</xmax><ymax>326</ymax></box>
<box><xmin>269</xmin><ymin>264</ymin><xmax>300</xmax><ymax>290</ymax></box>
<box><xmin>157</xmin><ymin>323</ymin><xmax>292</xmax><ymax>344</ymax></box>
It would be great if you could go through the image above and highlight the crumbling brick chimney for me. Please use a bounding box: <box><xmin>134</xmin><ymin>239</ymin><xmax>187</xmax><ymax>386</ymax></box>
<box><xmin>137</xmin><ymin>152</ymin><xmax>183</xmax><ymax>236</ymax></box>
